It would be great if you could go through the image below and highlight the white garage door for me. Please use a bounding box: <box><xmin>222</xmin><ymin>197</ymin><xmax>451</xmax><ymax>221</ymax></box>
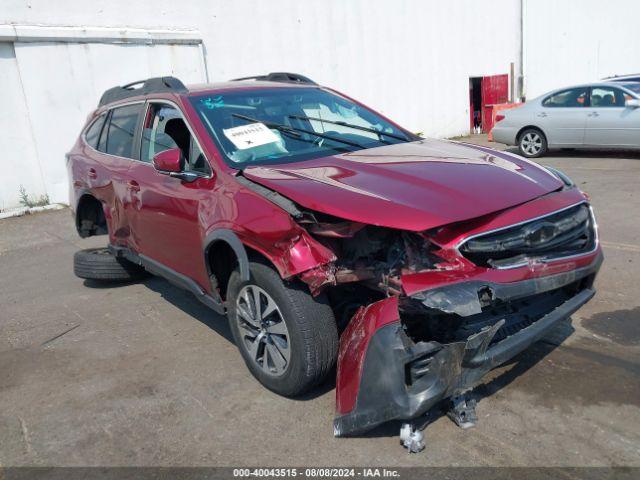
<box><xmin>0</xmin><ymin>35</ymin><xmax>206</xmax><ymax>210</ymax></box>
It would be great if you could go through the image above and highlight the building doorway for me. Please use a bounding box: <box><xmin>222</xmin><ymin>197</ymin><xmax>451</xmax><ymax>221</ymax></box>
<box><xmin>469</xmin><ymin>77</ymin><xmax>483</xmax><ymax>133</ymax></box>
<box><xmin>469</xmin><ymin>74</ymin><xmax>509</xmax><ymax>134</ymax></box>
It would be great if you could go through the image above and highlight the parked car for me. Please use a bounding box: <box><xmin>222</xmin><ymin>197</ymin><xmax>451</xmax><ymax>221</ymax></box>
<box><xmin>604</xmin><ymin>73</ymin><xmax>640</xmax><ymax>83</ymax></box>
<box><xmin>68</xmin><ymin>73</ymin><xmax>602</xmax><ymax>441</ymax></box>
<box><xmin>492</xmin><ymin>82</ymin><xmax>640</xmax><ymax>157</ymax></box>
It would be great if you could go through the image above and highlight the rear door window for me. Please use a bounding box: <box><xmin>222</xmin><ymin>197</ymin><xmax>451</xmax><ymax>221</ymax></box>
<box><xmin>84</xmin><ymin>113</ymin><xmax>107</xmax><ymax>148</ymax></box>
<box><xmin>104</xmin><ymin>104</ymin><xmax>143</xmax><ymax>158</ymax></box>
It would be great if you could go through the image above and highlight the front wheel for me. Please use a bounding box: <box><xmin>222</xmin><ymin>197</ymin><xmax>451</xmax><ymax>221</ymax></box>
<box><xmin>518</xmin><ymin>128</ymin><xmax>548</xmax><ymax>158</ymax></box>
<box><xmin>226</xmin><ymin>261</ymin><xmax>338</xmax><ymax>397</ymax></box>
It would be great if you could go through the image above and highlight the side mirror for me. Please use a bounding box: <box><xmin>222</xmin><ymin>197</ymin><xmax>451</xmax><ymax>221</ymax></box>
<box><xmin>152</xmin><ymin>148</ymin><xmax>199</xmax><ymax>183</ymax></box>
<box><xmin>625</xmin><ymin>98</ymin><xmax>640</xmax><ymax>108</ymax></box>
<box><xmin>152</xmin><ymin>148</ymin><xmax>182</xmax><ymax>173</ymax></box>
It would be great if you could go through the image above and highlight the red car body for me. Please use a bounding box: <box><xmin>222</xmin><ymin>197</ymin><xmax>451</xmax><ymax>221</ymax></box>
<box><xmin>68</xmin><ymin>77</ymin><xmax>602</xmax><ymax>436</ymax></box>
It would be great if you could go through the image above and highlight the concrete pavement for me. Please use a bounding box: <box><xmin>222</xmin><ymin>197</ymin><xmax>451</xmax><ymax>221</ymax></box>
<box><xmin>1</xmin><ymin>138</ymin><xmax>638</xmax><ymax>467</ymax></box>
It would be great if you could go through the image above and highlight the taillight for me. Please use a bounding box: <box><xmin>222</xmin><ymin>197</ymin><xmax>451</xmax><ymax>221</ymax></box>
<box><xmin>495</xmin><ymin>114</ymin><xmax>506</xmax><ymax>123</ymax></box>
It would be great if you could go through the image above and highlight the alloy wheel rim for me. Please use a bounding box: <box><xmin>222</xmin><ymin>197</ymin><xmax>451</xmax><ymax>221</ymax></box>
<box><xmin>521</xmin><ymin>132</ymin><xmax>542</xmax><ymax>155</ymax></box>
<box><xmin>235</xmin><ymin>285</ymin><xmax>290</xmax><ymax>377</ymax></box>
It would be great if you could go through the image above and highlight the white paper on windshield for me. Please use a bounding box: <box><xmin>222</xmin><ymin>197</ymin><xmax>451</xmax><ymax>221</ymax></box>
<box><xmin>223</xmin><ymin>123</ymin><xmax>280</xmax><ymax>150</ymax></box>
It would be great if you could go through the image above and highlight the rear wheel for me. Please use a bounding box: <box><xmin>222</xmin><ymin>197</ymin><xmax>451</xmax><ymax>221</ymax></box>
<box><xmin>73</xmin><ymin>248</ymin><xmax>147</xmax><ymax>282</ymax></box>
<box><xmin>226</xmin><ymin>261</ymin><xmax>338</xmax><ymax>397</ymax></box>
<box><xmin>518</xmin><ymin>128</ymin><xmax>547</xmax><ymax>158</ymax></box>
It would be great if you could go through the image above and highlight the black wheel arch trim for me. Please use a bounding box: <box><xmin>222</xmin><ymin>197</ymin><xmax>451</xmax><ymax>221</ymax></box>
<box><xmin>204</xmin><ymin>229</ymin><xmax>251</xmax><ymax>283</ymax></box>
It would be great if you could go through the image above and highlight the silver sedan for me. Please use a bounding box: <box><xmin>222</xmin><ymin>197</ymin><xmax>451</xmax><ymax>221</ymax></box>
<box><xmin>492</xmin><ymin>82</ymin><xmax>640</xmax><ymax>158</ymax></box>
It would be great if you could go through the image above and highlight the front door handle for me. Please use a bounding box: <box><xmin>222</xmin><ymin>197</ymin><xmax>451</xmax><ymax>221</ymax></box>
<box><xmin>127</xmin><ymin>180</ymin><xmax>140</xmax><ymax>192</ymax></box>
<box><xmin>88</xmin><ymin>168</ymin><xmax>97</xmax><ymax>179</ymax></box>
<box><xmin>588</xmin><ymin>111</ymin><xmax>600</xmax><ymax>117</ymax></box>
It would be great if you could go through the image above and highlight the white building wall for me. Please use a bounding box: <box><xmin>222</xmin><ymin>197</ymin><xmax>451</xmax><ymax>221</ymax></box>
<box><xmin>1</xmin><ymin>0</ymin><xmax>522</xmax><ymax>135</ymax></box>
<box><xmin>15</xmin><ymin>0</ymin><xmax>640</xmax><ymax>210</ymax></box>
<box><xmin>0</xmin><ymin>0</ymin><xmax>520</xmax><ymax>209</ymax></box>
<box><xmin>523</xmin><ymin>0</ymin><xmax>640</xmax><ymax>99</ymax></box>
<box><xmin>0</xmin><ymin>30</ymin><xmax>206</xmax><ymax>208</ymax></box>
<box><xmin>0</xmin><ymin>42</ymin><xmax>47</xmax><ymax>211</ymax></box>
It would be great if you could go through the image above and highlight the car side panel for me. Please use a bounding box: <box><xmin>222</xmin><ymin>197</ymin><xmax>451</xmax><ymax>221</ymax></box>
<box><xmin>585</xmin><ymin>106</ymin><xmax>640</xmax><ymax>146</ymax></box>
<box><xmin>534</xmin><ymin>104</ymin><xmax>586</xmax><ymax>146</ymax></box>
<box><xmin>491</xmin><ymin>105</ymin><xmax>544</xmax><ymax>146</ymax></box>
<box><xmin>126</xmin><ymin>160</ymin><xmax>214</xmax><ymax>290</ymax></box>
<box><xmin>98</xmin><ymin>152</ymin><xmax>136</xmax><ymax>247</ymax></box>
<box><xmin>201</xmin><ymin>177</ymin><xmax>337</xmax><ymax>280</ymax></box>
<box><xmin>67</xmin><ymin>129</ymin><xmax>133</xmax><ymax>247</ymax></box>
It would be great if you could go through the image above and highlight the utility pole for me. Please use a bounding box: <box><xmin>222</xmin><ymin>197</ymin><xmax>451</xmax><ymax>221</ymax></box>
<box><xmin>520</xmin><ymin>0</ymin><xmax>527</xmax><ymax>102</ymax></box>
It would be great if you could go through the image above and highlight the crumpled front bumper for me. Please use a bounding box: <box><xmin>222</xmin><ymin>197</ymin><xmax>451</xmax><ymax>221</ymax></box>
<box><xmin>334</xmin><ymin>251</ymin><xmax>602</xmax><ymax>436</ymax></box>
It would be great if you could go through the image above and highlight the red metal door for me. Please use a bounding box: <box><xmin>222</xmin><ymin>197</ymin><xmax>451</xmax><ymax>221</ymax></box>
<box><xmin>481</xmin><ymin>74</ymin><xmax>509</xmax><ymax>133</ymax></box>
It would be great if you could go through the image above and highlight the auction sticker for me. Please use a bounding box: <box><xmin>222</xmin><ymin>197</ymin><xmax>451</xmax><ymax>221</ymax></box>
<box><xmin>223</xmin><ymin>123</ymin><xmax>280</xmax><ymax>150</ymax></box>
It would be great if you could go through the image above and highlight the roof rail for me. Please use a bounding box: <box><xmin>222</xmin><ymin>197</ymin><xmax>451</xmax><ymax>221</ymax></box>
<box><xmin>98</xmin><ymin>76</ymin><xmax>188</xmax><ymax>106</ymax></box>
<box><xmin>603</xmin><ymin>73</ymin><xmax>640</xmax><ymax>78</ymax></box>
<box><xmin>231</xmin><ymin>72</ymin><xmax>317</xmax><ymax>85</ymax></box>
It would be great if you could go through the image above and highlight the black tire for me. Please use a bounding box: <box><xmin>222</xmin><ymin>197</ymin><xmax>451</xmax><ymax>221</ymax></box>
<box><xmin>74</xmin><ymin>248</ymin><xmax>147</xmax><ymax>282</ymax></box>
<box><xmin>518</xmin><ymin>128</ymin><xmax>548</xmax><ymax>158</ymax></box>
<box><xmin>227</xmin><ymin>261</ymin><xmax>338</xmax><ymax>397</ymax></box>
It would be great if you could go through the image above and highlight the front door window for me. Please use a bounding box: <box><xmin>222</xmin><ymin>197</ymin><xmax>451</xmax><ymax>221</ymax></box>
<box><xmin>590</xmin><ymin>87</ymin><xmax>626</xmax><ymax>107</ymax></box>
<box><xmin>141</xmin><ymin>103</ymin><xmax>210</xmax><ymax>175</ymax></box>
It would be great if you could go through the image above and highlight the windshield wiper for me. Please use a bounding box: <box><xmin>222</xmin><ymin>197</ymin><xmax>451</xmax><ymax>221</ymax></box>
<box><xmin>288</xmin><ymin>114</ymin><xmax>411</xmax><ymax>142</ymax></box>
<box><xmin>231</xmin><ymin>113</ymin><xmax>365</xmax><ymax>149</ymax></box>
<box><xmin>232</xmin><ymin>113</ymin><xmax>302</xmax><ymax>138</ymax></box>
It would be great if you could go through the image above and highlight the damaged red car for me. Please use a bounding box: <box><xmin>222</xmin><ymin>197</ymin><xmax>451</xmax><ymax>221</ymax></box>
<box><xmin>68</xmin><ymin>73</ymin><xmax>602</xmax><ymax>439</ymax></box>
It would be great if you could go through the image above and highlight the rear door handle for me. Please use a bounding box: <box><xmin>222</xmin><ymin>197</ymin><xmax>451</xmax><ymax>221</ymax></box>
<box><xmin>537</xmin><ymin>112</ymin><xmax>548</xmax><ymax>118</ymax></box>
<box><xmin>88</xmin><ymin>168</ymin><xmax>97</xmax><ymax>179</ymax></box>
<box><xmin>127</xmin><ymin>180</ymin><xmax>140</xmax><ymax>192</ymax></box>
<box><xmin>588</xmin><ymin>111</ymin><xmax>600</xmax><ymax>117</ymax></box>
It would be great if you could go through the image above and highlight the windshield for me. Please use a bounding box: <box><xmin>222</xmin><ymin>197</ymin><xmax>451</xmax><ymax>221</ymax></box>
<box><xmin>189</xmin><ymin>87</ymin><xmax>414</xmax><ymax>168</ymax></box>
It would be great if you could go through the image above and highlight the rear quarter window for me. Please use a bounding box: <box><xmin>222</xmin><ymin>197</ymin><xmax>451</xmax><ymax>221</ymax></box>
<box><xmin>84</xmin><ymin>113</ymin><xmax>107</xmax><ymax>148</ymax></box>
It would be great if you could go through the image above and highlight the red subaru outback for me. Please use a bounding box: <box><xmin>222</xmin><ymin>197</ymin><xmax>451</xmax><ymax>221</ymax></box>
<box><xmin>68</xmin><ymin>73</ymin><xmax>602</xmax><ymax>439</ymax></box>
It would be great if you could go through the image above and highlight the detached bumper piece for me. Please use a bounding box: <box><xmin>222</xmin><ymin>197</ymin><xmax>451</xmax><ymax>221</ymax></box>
<box><xmin>447</xmin><ymin>395</ymin><xmax>478</xmax><ymax>429</ymax></box>
<box><xmin>334</xmin><ymin>254</ymin><xmax>601</xmax><ymax>437</ymax></box>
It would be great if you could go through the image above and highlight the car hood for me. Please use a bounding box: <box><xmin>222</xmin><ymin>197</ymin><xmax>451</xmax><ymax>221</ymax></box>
<box><xmin>242</xmin><ymin>139</ymin><xmax>563</xmax><ymax>231</ymax></box>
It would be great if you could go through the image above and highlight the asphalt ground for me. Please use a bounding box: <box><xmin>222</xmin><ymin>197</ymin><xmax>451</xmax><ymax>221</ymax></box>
<box><xmin>0</xmin><ymin>136</ymin><xmax>638</xmax><ymax>467</ymax></box>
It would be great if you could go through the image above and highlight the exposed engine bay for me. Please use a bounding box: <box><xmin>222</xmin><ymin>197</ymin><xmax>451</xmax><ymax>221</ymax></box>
<box><xmin>300</xmin><ymin>216</ymin><xmax>439</xmax><ymax>293</ymax></box>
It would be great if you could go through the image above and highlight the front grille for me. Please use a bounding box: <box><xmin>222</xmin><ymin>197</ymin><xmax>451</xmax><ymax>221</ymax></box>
<box><xmin>459</xmin><ymin>203</ymin><xmax>595</xmax><ymax>268</ymax></box>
